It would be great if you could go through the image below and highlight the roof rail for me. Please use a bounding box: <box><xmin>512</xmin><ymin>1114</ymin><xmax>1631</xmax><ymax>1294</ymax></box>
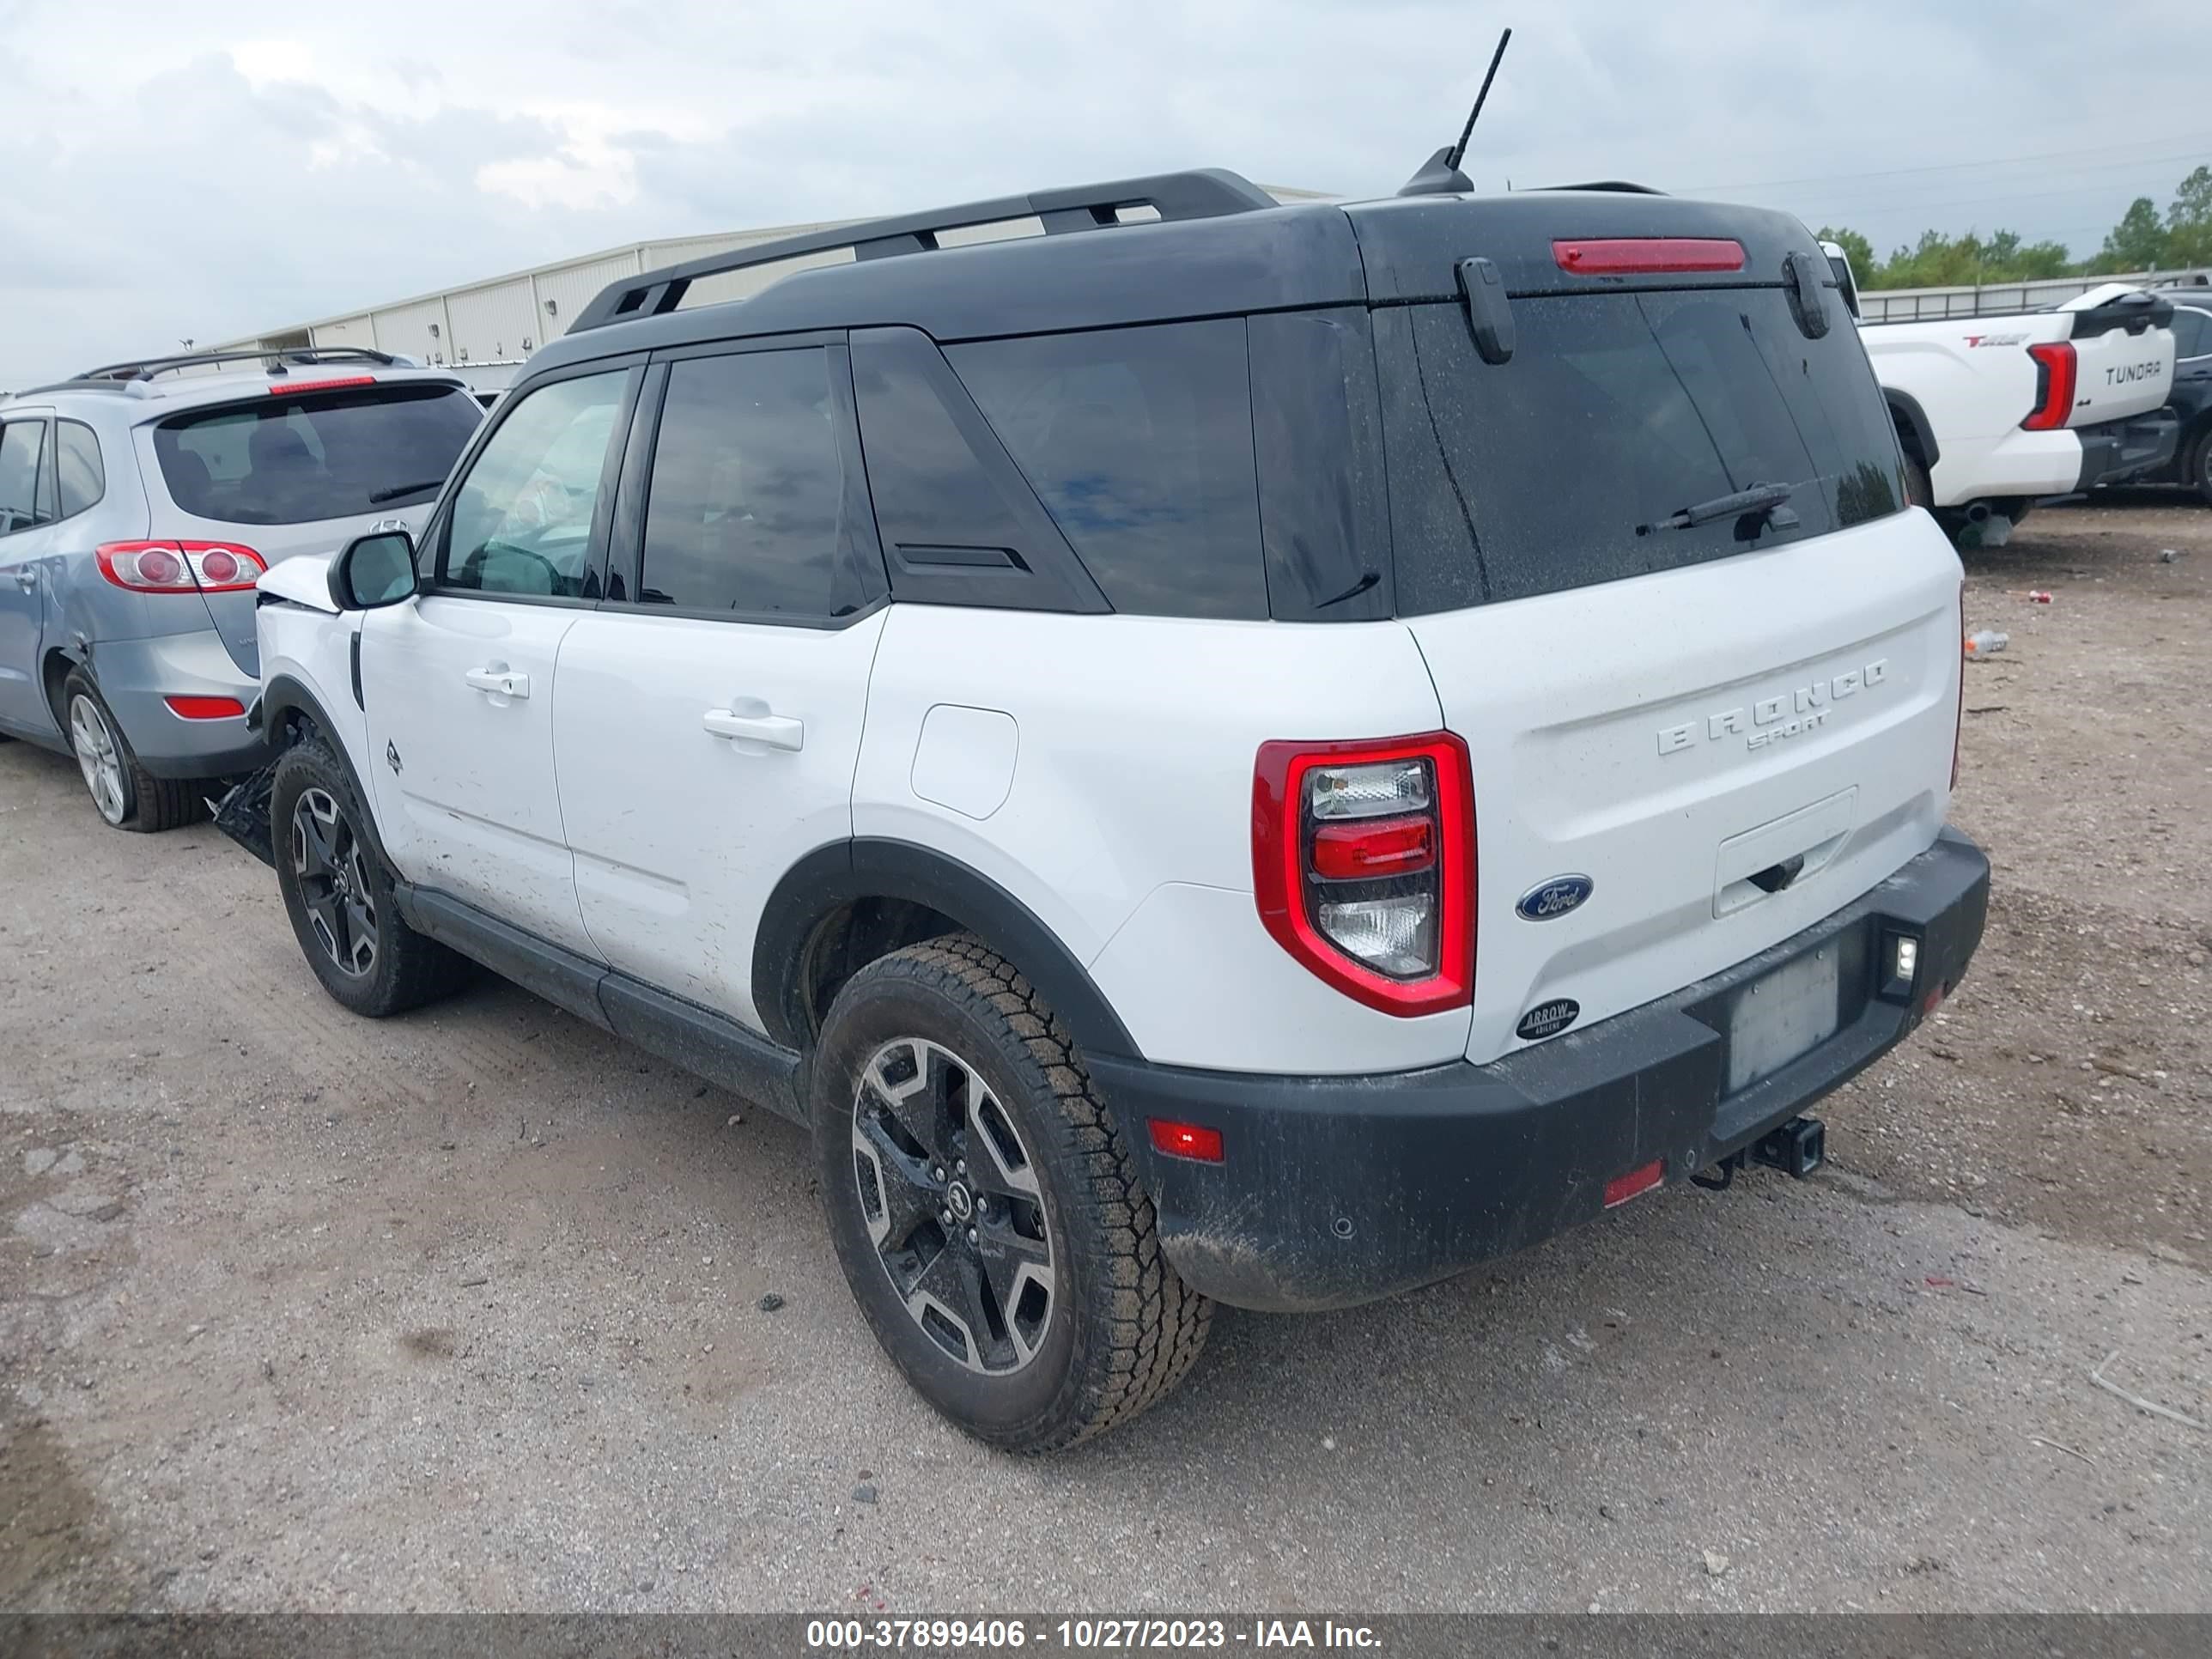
<box><xmin>73</xmin><ymin>346</ymin><xmax>402</xmax><ymax>383</ymax></box>
<box><xmin>1535</xmin><ymin>180</ymin><xmax>1669</xmax><ymax>195</ymax></box>
<box><xmin>570</xmin><ymin>168</ymin><xmax>1279</xmax><ymax>335</ymax></box>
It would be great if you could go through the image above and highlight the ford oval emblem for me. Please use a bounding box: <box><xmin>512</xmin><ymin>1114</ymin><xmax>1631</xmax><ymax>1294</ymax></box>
<box><xmin>1516</xmin><ymin>874</ymin><xmax>1594</xmax><ymax>922</ymax></box>
<box><xmin>1516</xmin><ymin>998</ymin><xmax>1581</xmax><ymax>1041</ymax></box>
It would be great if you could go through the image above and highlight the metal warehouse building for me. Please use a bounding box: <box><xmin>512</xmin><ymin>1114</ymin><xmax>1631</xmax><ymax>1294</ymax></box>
<box><xmin>218</xmin><ymin>186</ymin><xmax>1335</xmax><ymax>389</ymax></box>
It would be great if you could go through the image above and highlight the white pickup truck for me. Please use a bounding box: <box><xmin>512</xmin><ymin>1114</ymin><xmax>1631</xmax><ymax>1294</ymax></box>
<box><xmin>1825</xmin><ymin>248</ymin><xmax>2179</xmax><ymax>544</ymax></box>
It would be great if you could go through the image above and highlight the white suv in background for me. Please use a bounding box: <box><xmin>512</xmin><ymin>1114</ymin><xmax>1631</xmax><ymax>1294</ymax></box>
<box><xmin>234</xmin><ymin>169</ymin><xmax>1990</xmax><ymax>1451</ymax></box>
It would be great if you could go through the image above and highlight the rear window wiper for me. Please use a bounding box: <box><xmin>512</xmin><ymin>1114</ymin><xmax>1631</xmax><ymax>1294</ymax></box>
<box><xmin>1644</xmin><ymin>482</ymin><xmax>1798</xmax><ymax>534</ymax></box>
<box><xmin>367</xmin><ymin>477</ymin><xmax>446</xmax><ymax>505</ymax></box>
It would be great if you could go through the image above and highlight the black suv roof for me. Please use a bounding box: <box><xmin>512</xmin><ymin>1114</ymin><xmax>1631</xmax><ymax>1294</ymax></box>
<box><xmin>532</xmin><ymin>168</ymin><xmax>1826</xmax><ymax>374</ymax></box>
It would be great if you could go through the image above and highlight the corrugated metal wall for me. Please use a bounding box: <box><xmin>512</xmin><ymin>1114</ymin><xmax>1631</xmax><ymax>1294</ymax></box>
<box><xmin>446</xmin><ymin>281</ymin><xmax>541</xmax><ymax>362</ymax></box>
<box><xmin>310</xmin><ymin>315</ymin><xmax>378</xmax><ymax>349</ymax></box>
<box><xmin>367</xmin><ymin>297</ymin><xmax>448</xmax><ymax>363</ymax></box>
<box><xmin>533</xmin><ymin>252</ymin><xmax>647</xmax><ymax>342</ymax></box>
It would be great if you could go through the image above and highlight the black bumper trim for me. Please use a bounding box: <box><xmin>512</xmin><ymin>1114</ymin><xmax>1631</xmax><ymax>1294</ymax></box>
<box><xmin>2075</xmin><ymin>409</ymin><xmax>2180</xmax><ymax>491</ymax></box>
<box><xmin>1091</xmin><ymin>829</ymin><xmax>1990</xmax><ymax>1312</ymax></box>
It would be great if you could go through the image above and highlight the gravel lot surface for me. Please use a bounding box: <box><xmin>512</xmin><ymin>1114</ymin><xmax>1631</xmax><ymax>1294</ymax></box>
<box><xmin>3</xmin><ymin>499</ymin><xmax>2207</xmax><ymax>1614</ymax></box>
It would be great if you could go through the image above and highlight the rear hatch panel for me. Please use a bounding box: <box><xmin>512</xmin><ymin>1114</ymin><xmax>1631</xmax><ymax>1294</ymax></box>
<box><xmin>1346</xmin><ymin>192</ymin><xmax>1965</xmax><ymax>1065</ymax></box>
<box><xmin>131</xmin><ymin>378</ymin><xmax>479</xmax><ymax>675</ymax></box>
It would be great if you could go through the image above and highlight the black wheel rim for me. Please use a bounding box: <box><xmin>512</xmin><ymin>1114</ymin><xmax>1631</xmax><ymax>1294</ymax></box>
<box><xmin>291</xmin><ymin>787</ymin><xmax>378</xmax><ymax>978</ymax></box>
<box><xmin>850</xmin><ymin>1037</ymin><xmax>1054</xmax><ymax>1375</ymax></box>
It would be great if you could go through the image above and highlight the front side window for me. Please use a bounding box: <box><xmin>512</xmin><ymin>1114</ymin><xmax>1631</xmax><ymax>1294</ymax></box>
<box><xmin>0</xmin><ymin>420</ymin><xmax>47</xmax><ymax>536</ymax></box>
<box><xmin>56</xmin><ymin>421</ymin><xmax>105</xmax><ymax>519</ymax></box>
<box><xmin>637</xmin><ymin>349</ymin><xmax>873</xmax><ymax>617</ymax></box>
<box><xmin>442</xmin><ymin>371</ymin><xmax>629</xmax><ymax>599</ymax></box>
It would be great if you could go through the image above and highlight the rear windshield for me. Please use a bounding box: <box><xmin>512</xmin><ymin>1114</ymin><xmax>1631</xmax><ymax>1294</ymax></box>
<box><xmin>1375</xmin><ymin>289</ymin><xmax>1905</xmax><ymax>613</ymax></box>
<box><xmin>154</xmin><ymin>383</ymin><xmax>483</xmax><ymax>526</ymax></box>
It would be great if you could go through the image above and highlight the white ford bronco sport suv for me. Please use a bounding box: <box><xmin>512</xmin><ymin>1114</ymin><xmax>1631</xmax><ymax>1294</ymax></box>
<box><xmin>232</xmin><ymin>167</ymin><xmax>1989</xmax><ymax>1451</ymax></box>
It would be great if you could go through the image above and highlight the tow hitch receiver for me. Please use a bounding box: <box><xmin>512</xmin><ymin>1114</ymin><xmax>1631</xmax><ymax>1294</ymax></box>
<box><xmin>1750</xmin><ymin>1115</ymin><xmax>1826</xmax><ymax>1179</ymax></box>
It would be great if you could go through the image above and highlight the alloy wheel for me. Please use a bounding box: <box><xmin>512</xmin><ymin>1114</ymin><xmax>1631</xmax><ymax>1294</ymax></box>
<box><xmin>68</xmin><ymin>694</ymin><xmax>128</xmax><ymax>825</ymax></box>
<box><xmin>849</xmin><ymin>1036</ymin><xmax>1055</xmax><ymax>1374</ymax></box>
<box><xmin>290</xmin><ymin>787</ymin><xmax>378</xmax><ymax>978</ymax></box>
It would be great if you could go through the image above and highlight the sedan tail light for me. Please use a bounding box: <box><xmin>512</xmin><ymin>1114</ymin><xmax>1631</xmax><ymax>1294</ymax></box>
<box><xmin>2021</xmin><ymin>341</ymin><xmax>2076</xmax><ymax>430</ymax></box>
<box><xmin>96</xmin><ymin>541</ymin><xmax>266</xmax><ymax>593</ymax></box>
<box><xmin>1252</xmin><ymin>733</ymin><xmax>1475</xmax><ymax>1015</ymax></box>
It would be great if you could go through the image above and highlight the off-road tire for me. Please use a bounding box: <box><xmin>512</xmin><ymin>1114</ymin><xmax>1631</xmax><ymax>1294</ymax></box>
<box><xmin>812</xmin><ymin>933</ymin><xmax>1212</xmax><ymax>1452</ymax></box>
<box><xmin>61</xmin><ymin>668</ymin><xmax>205</xmax><ymax>832</ymax></box>
<box><xmin>2190</xmin><ymin>430</ymin><xmax>2212</xmax><ymax>507</ymax></box>
<box><xmin>270</xmin><ymin>736</ymin><xmax>471</xmax><ymax>1018</ymax></box>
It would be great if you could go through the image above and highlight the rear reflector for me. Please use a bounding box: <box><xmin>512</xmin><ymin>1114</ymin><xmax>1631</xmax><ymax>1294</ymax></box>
<box><xmin>272</xmin><ymin>376</ymin><xmax>376</xmax><ymax>395</ymax></box>
<box><xmin>164</xmin><ymin>696</ymin><xmax>246</xmax><ymax>720</ymax></box>
<box><xmin>1553</xmin><ymin>238</ymin><xmax>1746</xmax><ymax>275</ymax></box>
<box><xmin>2021</xmin><ymin>341</ymin><xmax>2076</xmax><ymax>430</ymax></box>
<box><xmin>1603</xmin><ymin>1159</ymin><xmax>1665</xmax><ymax>1208</ymax></box>
<box><xmin>1148</xmin><ymin>1120</ymin><xmax>1224</xmax><ymax>1164</ymax></box>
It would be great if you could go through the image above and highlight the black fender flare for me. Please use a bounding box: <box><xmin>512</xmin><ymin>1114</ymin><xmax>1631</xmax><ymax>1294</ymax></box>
<box><xmin>1885</xmin><ymin>387</ymin><xmax>1941</xmax><ymax>471</ymax></box>
<box><xmin>751</xmin><ymin>839</ymin><xmax>1140</xmax><ymax>1062</ymax></box>
<box><xmin>258</xmin><ymin>673</ymin><xmax>396</xmax><ymax>872</ymax></box>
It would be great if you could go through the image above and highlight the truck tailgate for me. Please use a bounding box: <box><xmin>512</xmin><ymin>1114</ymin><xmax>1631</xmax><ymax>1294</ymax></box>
<box><xmin>2058</xmin><ymin>289</ymin><xmax>2177</xmax><ymax>426</ymax></box>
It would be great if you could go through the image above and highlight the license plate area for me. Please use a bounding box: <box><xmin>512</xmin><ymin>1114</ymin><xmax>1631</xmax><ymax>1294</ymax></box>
<box><xmin>1726</xmin><ymin>945</ymin><xmax>1842</xmax><ymax>1094</ymax></box>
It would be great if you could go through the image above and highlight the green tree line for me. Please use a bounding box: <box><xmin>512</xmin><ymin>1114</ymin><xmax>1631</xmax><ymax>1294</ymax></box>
<box><xmin>1819</xmin><ymin>165</ymin><xmax>2212</xmax><ymax>289</ymax></box>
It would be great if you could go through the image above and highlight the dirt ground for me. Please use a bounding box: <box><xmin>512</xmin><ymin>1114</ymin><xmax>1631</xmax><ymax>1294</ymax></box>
<box><xmin>2</xmin><ymin>497</ymin><xmax>2207</xmax><ymax>1615</ymax></box>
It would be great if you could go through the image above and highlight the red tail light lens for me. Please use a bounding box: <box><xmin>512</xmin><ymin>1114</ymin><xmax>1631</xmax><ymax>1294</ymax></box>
<box><xmin>1553</xmin><ymin>237</ymin><xmax>1745</xmax><ymax>275</ymax></box>
<box><xmin>1253</xmin><ymin>733</ymin><xmax>1475</xmax><ymax>1016</ymax></box>
<box><xmin>95</xmin><ymin>541</ymin><xmax>266</xmax><ymax>593</ymax></box>
<box><xmin>1148</xmin><ymin>1120</ymin><xmax>1225</xmax><ymax>1164</ymax></box>
<box><xmin>163</xmin><ymin>696</ymin><xmax>247</xmax><ymax>720</ymax></box>
<box><xmin>2021</xmin><ymin>341</ymin><xmax>2076</xmax><ymax>430</ymax></box>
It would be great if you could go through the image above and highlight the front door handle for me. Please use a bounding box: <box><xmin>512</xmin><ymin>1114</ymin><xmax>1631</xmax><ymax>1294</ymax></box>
<box><xmin>464</xmin><ymin>666</ymin><xmax>530</xmax><ymax>699</ymax></box>
<box><xmin>10</xmin><ymin>567</ymin><xmax>33</xmax><ymax>591</ymax></box>
<box><xmin>702</xmin><ymin>708</ymin><xmax>803</xmax><ymax>750</ymax></box>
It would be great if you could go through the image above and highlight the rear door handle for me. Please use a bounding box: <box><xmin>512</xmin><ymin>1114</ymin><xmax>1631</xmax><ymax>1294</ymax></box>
<box><xmin>464</xmin><ymin>667</ymin><xmax>530</xmax><ymax>699</ymax></box>
<box><xmin>702</xmin><ymin>708</ymin><xmax>803</xmax><ymax>750</ymax></box>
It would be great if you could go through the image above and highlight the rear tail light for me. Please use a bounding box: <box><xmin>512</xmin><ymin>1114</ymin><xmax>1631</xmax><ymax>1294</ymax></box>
<box><xmin>1253</xmin><ymin>733</ymin><xmax>1475</xmax><ymax>1015</ymax></box>
<box><xmin>95</xmin><ymin>541</ymin><xmax>266</xmax><ymax>594</ymax></box>
<box><xmin>163</xmin><ymin>695</ymin><xmax>247</xmax><ymax>720</ymax></box>
<box><xmin>1553</xmin><ymin>237</ymin><xmax>1745</xmax><ymax>275</ymax></box>
<box><xmin>2021</xmin><ymin>341</ymin><xmax>2076</xmax><ymax>430</ymax></box>
<box><xmin>1951</xmin><ymin>580</ymin><xmax>1966</xmax><ymax>792</ymax></box>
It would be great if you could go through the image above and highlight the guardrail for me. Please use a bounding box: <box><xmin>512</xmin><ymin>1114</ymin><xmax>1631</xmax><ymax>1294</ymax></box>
<box><xmin>1859</xmin><ymin>268</ymin><xmax>2212</xmax><ymax>322</ymax></box>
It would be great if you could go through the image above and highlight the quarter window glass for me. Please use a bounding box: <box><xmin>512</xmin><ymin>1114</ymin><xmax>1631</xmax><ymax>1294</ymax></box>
<box><xmin>0</xmin><ymin>422</ymin><xmax>47</xmax><ymax>535</ymax></box>
<box><xmin>949</xmin><ymin>319</ymin><xmax>1268</xmax><ymax>620</ymax></box>
<box><xmin>443</xmin><ymin>372</ymin><xmax>628</xmax><ymax>599</ymax></box>
<box><xmin>56</xmin><ymin>422</ymin><xmax>105</xmax><ymax>519</ymax></box>
<box><xmin>639</xmin><ymin>349</ymin><xmax>859</xmax><ymax>617</ymax></box>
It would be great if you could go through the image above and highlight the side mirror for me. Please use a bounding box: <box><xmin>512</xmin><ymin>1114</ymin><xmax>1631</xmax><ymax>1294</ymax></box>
<box><xmin>329</xmin><ymin>530</ymin><xmax>417</xmax><ymax>611</ymax></box>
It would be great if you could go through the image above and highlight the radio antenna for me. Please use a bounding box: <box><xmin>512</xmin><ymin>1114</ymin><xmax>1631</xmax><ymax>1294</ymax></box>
<box><xmin>1398</xmin><ymin>27</ymin><xmax>1513</xmax><ymax>197</ymax></box>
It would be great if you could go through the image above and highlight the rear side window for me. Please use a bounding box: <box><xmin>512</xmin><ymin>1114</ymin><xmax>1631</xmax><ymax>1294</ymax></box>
<box><xmin>0</xmin><ymin>420</ymin><xmax>46</xmax><ymax>534</ymax></box>
<box><xmin>1375</xmin><ymin>289</ymin><xmax>1905</xmax><ymax>613</ymax></box>
<box><xmin>950</xmin><ymin>320</ymin><xmax>1268</xmax><ymax>620</ymax></box>
<box><xmin>153</xmin><ymin>383</ymin><xmax>483</xmax><ymax>526</ymax></box>
<box><xmin>636</xmin><ymin>348</ymin><xmax>881</xmax><ymax>619</ymax></box>
<box><xmin>57</xmin><ymin>421</ymin><xmax>104</xmax><ymax>518</ymax></box>
<box><xmin>2173</xmin><ymin>307</ymin><xmax>2211</xmax><ymax>358</ymax></box>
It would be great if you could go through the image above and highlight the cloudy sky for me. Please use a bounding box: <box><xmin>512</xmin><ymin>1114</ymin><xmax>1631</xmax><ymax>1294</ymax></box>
<box><xmin>3</xmin><ymin>0</ymin><xmax>2209</xmax><ymax>384</ymax></box>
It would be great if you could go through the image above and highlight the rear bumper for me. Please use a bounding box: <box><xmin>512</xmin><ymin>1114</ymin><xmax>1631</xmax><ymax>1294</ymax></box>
<box><xmin>90</xmin><ymin>630</ymin><xmax>270</xmax><ymax>780</ymax></box>
<box><xmin>1092</xmin><ymin>829</ymin><xmax>1990</xmax><ymax>1312</ymax></box>
<box><xmin>2076</xmin><ymin>409</ymin><xmax>2180</xmax><ymax>490</ymax></box>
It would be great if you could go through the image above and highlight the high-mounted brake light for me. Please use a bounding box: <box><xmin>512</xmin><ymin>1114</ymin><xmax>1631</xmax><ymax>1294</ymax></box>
<box><xmin>2021</xmin><ymin>341</ymin><xmax>2075</xmax><ymax>430</ymax></box>
<box><xmin>271</xmin><ymin>375</ymin><xmax>376</xmax><ymax>395</ymax></box>
<box><xmin>1553</xmin><ymin>237</ymin><xmax>1745</xmax><ymax>275</ymax></box>
<box><xmin>96</xmin><ymin>541</ymin><xmax>267</xmax><ymax>594</ymax></box>
<box><xmin>1253</xmin><ymin>733</ymin><xmax>1475</xmax><ymax>1016</ymax></box>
